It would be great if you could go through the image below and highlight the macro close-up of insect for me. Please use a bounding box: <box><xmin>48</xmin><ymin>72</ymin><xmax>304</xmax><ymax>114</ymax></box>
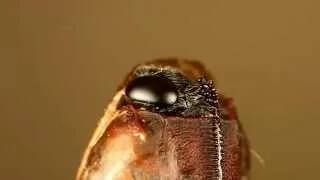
<box><xmin>76</xmin><ymin>58</ymin><xmax>251</xmax><ymax>180</ymax></box>
<box><xmin>4</xmin><ymin>1</ymin><xmax>319</xmax><ymax>179</ymax></box>
<box><xmin>2</xmin><ymin>0</ymin><xmax>320</xmax><ymax>179</ymax></box>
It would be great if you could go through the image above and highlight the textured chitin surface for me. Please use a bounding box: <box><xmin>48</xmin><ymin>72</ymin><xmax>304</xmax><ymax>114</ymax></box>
<box><xmin>164</xmin><ymin>115</ymin><xmax>221</xmax><ymax>179</ymax></box>
<box><xmin>76</xmin><ymin>58</ymin><xmax>250</xmax><ymax>180</ymax></box>
<box><xmin>220</xmin><ymin>96</ymin><xmax>251</xmax><ymax>179</ymax></box>
<box><xmin>131</xmin><ymin>111</ymin><xmax>223</xmax><ymax>179</ymax></box>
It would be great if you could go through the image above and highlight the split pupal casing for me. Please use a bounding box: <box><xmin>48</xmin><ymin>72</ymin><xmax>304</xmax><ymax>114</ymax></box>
<box><xmin>76</xmin><ymin>58</ymin><xmax>250</xmax><ymax>180</ymax></box>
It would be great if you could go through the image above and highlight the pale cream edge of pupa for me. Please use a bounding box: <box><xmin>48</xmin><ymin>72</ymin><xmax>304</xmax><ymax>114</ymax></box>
<box><xmin>76</xmin><ymin>89</ymin><xmax>125</xmax><ymax>180</ymax></box>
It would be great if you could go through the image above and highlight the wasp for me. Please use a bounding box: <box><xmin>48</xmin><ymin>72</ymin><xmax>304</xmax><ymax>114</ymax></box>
<box><xmin>76</xmin><ymin>58</ymin><xmax>251</xmax><ymax>180</ymax></box>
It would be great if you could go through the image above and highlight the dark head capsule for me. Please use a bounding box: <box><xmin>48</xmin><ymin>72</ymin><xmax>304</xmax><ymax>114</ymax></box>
<box><xmin>125</xmin><ymin>75</ymin><xmax>178</xmax><ymax>106</ymax></box>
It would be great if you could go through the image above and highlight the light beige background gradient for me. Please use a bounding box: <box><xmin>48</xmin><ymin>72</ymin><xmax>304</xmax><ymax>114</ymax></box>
<box><xmin>1</xmin><ymin>0</ymin><xmax>320</xmax><ymax>179</ymax></box>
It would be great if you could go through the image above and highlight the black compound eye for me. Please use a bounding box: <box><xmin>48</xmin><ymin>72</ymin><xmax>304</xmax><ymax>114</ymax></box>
<box><xmin>125</xmin><ymin>75</ymin><xmax>178</xmax><ymax>106</ymax></box>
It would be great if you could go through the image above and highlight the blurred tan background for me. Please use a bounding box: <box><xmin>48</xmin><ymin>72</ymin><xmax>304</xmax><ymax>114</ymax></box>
<box><xmin>1</xmin><ymin>0</ymin><xmax>320</xmax><ymax>179</ymax></box>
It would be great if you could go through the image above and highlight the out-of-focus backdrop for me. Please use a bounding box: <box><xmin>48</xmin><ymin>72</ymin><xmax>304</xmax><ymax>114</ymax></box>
<box><xmin>1</xmin><ymin>0</ymin><xmax>320</xmax><ymax>179</ymax></box>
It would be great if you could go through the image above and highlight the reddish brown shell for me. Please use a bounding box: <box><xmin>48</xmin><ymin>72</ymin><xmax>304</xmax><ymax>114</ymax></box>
<box><xmin>76</xmin><ymin>58</ymin><xmax>250</xmax><ymax>180</ymax></box>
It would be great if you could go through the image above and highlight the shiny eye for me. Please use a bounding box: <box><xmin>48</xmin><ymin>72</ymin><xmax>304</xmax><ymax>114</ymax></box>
<box><xmin>125</xmin><ymin>75</ymin><xmax>178</xmax><ymax>105</ymax></box>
